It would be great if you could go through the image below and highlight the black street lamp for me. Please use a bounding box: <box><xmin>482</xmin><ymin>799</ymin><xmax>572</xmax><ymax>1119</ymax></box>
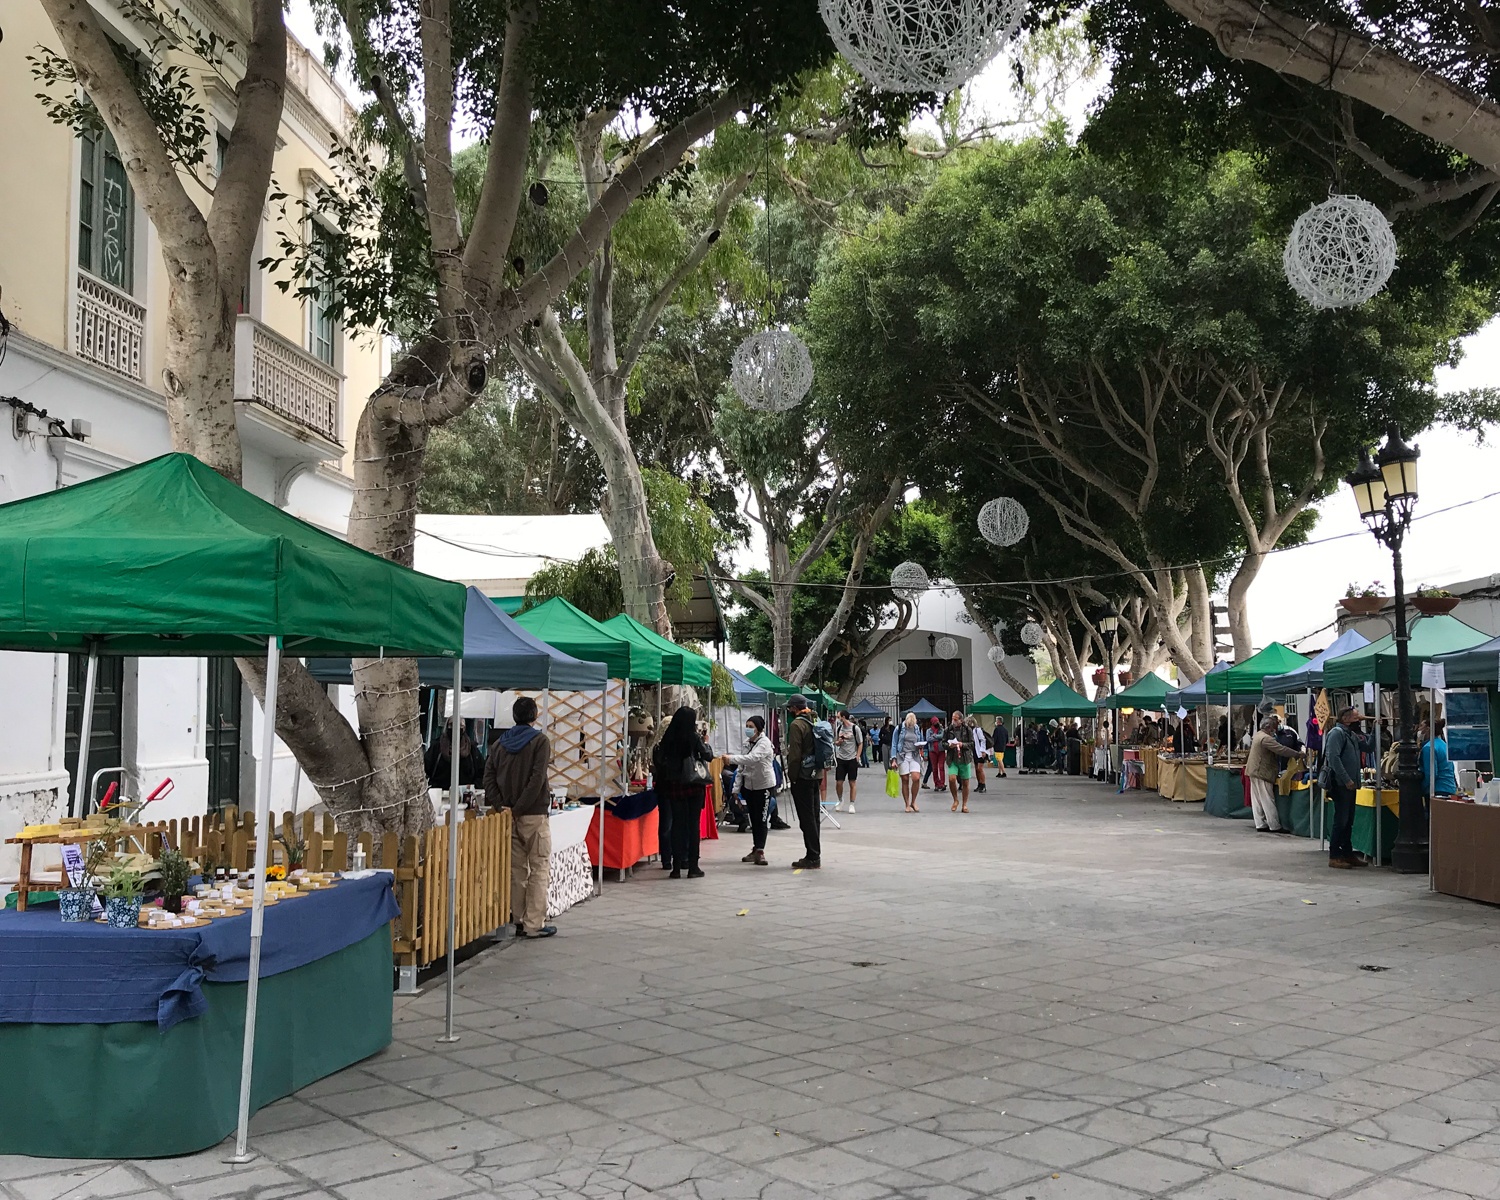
<box><xmin>1345</xmin><ymin>431</ymin><xmax>1425</xmax><ymax>873</ymax></box>
<box><xmin>1099</xmin><ymin>606</ymin><xmax>1120</xmax><ymax>781</ymax></box>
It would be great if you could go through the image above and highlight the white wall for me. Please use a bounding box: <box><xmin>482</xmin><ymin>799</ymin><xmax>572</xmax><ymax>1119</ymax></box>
<box><xmin>856</xmin><ymin>588</ymin><xmax>1037</xmax><ymax>709</ymax></box>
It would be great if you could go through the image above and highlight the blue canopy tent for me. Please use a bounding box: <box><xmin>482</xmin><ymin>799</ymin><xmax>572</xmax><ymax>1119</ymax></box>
<box><xmin>727</xmin><ymin>667</ymin><xmax>770</xmax><ymax>706</ymax></box>
<box><xmin>1164</xmin><ymin>661</ymin><xmax>1232</xmax><ymax>710</ymax></box>
<box><xmin>848</xmin><ymin>698</ymin><xmax>888</xmax><ymax>719</ymax></box>
<box><xmin>905</xmin><ymin>698</ymin><xmax>945</xmax><ymax>718</ymax></box>
<box><xmin>307</xmin><ymin>587</ymin><xmax>608</xmax><ymax>691</ymax></box>
<box><xmin>1260</xmin><ymin>628</ymin><xmax>1371</xmax><ymax>698</ymax></box>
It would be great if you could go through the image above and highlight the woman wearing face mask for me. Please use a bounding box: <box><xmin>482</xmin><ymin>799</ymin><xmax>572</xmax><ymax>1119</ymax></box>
<box><xmin>721</xmin><ymin>714</ymin><xmax>777</xmax><ymax>866</ymax></box>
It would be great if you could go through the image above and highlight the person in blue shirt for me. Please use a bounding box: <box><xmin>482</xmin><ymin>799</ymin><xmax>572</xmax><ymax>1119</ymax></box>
<box><xmin>1419</xmin><ymin>718</ymin><xmax>1458</xmax><ymax>799</ymax></box>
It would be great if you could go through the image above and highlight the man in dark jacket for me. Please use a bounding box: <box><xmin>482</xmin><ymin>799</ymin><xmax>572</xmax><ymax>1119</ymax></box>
<box><xmin>489</xmin><ymin>696</ymin><xmax>556</xmax><ymax>937</ymax></box>
<box><xmin>785</xmin><ymin>695</ymin><xmax>821</xmax><ymax>870</ymax></box>
<box><xmin>1322</xmin><ymin>706</ymin><xmax>1369</xmax><ymax>869</ymax></box>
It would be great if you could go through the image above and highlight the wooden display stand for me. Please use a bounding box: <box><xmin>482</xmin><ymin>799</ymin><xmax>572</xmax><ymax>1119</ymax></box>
<box><xmin>516</xmin><ymin>680</ymin><xmax>627</xmax><ymax>798</ymax></box>
<box><xmin>5</xmin><ymin>824</ymin><xmax>148</xmax><ymax>912</ymax></box>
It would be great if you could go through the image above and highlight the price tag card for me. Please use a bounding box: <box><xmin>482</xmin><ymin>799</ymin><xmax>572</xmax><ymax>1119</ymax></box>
<box><xmin>1421</xmin><ymin>661</ymin><xmax>1446</xmax><ymax>690</ymax></box>
<box><xmin>59</xmin><ymin>843</ymin><xmax>86</xmax><ymax>888</ymax></box>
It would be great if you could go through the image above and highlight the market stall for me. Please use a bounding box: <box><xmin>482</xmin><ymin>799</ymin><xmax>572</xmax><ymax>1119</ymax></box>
<box><xmin>1427</xmin><ymin>636</ymin><xmax>1500</xmax><ymax>901</ymax></box>
<box><xmin>1015</xmin><ymin>681</ymin><xmax>1096</xmax><ymax>775</ymax></box>
<box><xmin>968</xmin><ymin>693</ymin><xmax>1017</xmax><ymax>768</ymax></box>
<box><xmin>309</xmin><ymin>587</ymin><xmax>611</xmax><ymax>915</ymax></box>
<box><xmin>0</xmin><ymin>453</ymin><xmax>467</xmax><ymax>1159</ymax></box>
<box><xmin>515</xmin><ymin>598</ymin><xmax>666</xmax><ymax>867</ymax></box>
<box><xmin>1103</xmin><ymin>674</ymin><xmax>1171</xmax><ymax>787</ymax></box>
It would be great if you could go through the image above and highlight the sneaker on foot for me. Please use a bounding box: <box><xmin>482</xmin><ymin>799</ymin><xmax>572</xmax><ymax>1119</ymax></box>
<box><xmin>790</xmin><ymin>857</ymin><xmax>821</xmax><ymax>870</ymax></box>
<box><xmin>1328</xmin><ymin>858</ymin><xmax>1354</xmax><ymax>869</ymax></box>
<box><xmin>741</xmin><ymin>849</ymin><xmax>761</xmax><ymax>863</ymax></box>
<box><xmin>847</xmin><ymin>803</ymin><xmax>855</xmax><ymax>814</ymax></box>
<box><xmin>525</xmin><ymin>925</ymin><xmax>558</xmax><ymax>938</ymax></box>
<box><xmin>1273</xmin><ymin>827</ymin><xmax>1294</xmax><ymax>835</ymax></box>
<box><xmin>668</xmin><ymin>869</ymin><xmax>681</xmax><ymax>879</ymax></box>
<box><xmin>686</xmin><ymin>867</ymin><xmax>705</xmax><ymax>878</ymax></box>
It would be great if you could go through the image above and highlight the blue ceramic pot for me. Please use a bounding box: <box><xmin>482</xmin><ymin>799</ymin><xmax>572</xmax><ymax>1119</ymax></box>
<box><xmin>104</xmin><ymin>895</ymin><xmax>141</xmax><ymax>929</ymax></box>
<box><xmin>58</xmin><ymin>888</ymin><xmax>93</xmax><ymax>923</ymax></box>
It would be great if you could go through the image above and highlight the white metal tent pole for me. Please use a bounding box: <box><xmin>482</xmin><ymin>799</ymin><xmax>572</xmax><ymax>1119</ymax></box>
<box><xmin>597</xmin><ymin>688</ymin><xmax>606</xmax><ymax>896</ymax></box>
<box><xmin>438</xmin><ymin>658</ymin><xmax>464</xmax><ymax>1045</ymax></box>
<box><xmin>73</xmin><ymin>643</ymin><xmax>99</xmax><ymax>817</ymax></box>
<box><xmin>1373</xmin><ymin>687</ymin><xmax>1383</xmax><ymax>866</ymax></box>
<box><xmin>228</xmin><ymin>635</ymin><xmax>281</xmax><ymax>1163</ymax></box>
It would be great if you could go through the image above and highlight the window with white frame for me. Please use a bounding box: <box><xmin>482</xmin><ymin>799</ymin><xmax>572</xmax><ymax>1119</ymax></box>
<box><xmin>78</xmin><ymin>126</ymin><xmax>135</xmax><ymax>292</ymax></box>
<box><xmin>309</xmin><ymin>220</ymin><xmax>338</xmax><ymax>366</ymax></box>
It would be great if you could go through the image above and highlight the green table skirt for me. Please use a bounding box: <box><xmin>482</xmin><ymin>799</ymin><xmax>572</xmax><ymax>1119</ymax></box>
<box><xmin>0</xmin><ymin>924</ymin><xmax>393</xmax><ymax>1158</ymax></box>
<box><xmin>1205</xmin><ymin>766</ymin><xmax>1248</xmax><ymax>818</ymax></box>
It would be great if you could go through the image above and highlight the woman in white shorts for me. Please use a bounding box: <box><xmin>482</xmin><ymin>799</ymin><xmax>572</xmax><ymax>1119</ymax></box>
<box><xmin>893</xmin><ymin>712</ymin><xmax>925</xmax><ymax>812</ymax></box>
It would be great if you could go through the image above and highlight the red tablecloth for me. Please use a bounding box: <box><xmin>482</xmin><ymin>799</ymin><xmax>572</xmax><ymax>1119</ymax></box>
<box><xmin>699</xmin><ymin>797</ymin><xmax>719</xmax><ymax>842</ymax></box>
<box><xmin>587</xmin><ymin>806</ymin><xmax>658</xmax><ymax>870</ymax></box>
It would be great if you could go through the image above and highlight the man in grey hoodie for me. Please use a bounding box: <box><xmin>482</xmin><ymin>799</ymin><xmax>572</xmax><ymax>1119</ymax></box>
<box><xmin>487</xmin><ymin>696</ymin><xmax>556</xmax><ymax>937</ymax></box>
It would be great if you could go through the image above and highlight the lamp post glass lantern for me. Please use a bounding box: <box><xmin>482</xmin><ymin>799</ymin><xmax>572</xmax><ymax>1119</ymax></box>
<box><xmin>1098</xmin><ymin>608</ymin><xmax>1119</xmax><ymax>779</ymax></box>
<box><xmin>1345</xmin><ymin>431</ymin><xmax>1425</xmax><ymax>873</ymax></box>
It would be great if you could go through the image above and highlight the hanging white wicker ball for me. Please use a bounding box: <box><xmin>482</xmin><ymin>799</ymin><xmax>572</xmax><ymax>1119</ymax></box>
<box><xmin>935</xmin><ymin>636</ymin><xmax>958</xmax><ymax>660</ymax></box>
<box><xmin>986</xmin><ymin>644</ymin><xmax>1005</xmax><ymax>664</ymax></box>
<box><xmin>895</xmin><ymin>660</ymin><xmax>908</xmax><ymax>676</ymax></box>
<box><xmin>1282</xmin><ymin>195</ymin><xmax>1397</xmax><ymax>310</ymax></box>
<box><xmin>730</xmin><ymin>328</ymin><xmax>813</xmax><ymax>412</ymax></box>
<box><xmin>819</xmin><ymin>0</ymin><xmax>1029</xmax><ymax>93</ymax></box>
<box><xmin>1020</xmin><ymin>620</ymin><xmax>1044</xmax><ymax>647</ymax></box>
<box><xmin>977</xmin><ymin>496</ymin><xmax>1029</xmax><ymax>546</ymax></box>
<box><xmin>890</xmin><ymin>561</ymin><xmax>930</xmax><ymax>601</ymax></box>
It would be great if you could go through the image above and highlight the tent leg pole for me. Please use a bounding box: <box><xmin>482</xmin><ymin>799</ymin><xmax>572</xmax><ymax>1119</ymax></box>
<box><xmin>1374</xmin><ymin>687</ymin><xmax>1383</xmax><ymax>867</ymax></box>
<box><xmin>72</xmin><ymin>644</ymin><xmax>99</xmax><ymax>818</ymax></box>
<box><xmin>438</xmin><ymin>659</ymin><xmax>464</xmax><ymax>1045</ymax></box>
<box><xmin>598</xmin><ymin>689</ymin><xmax>606</xmax><ymax>896</ymax></box>
<box><xmin>227</xmin><ymin>635</ymin><xmax>281</xmax><ymax>1165</ymax></box>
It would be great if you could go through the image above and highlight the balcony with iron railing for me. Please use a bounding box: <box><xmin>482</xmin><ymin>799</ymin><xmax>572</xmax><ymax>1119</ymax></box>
<box><xmin>74</xmin><ymin>271</ymin><xmax>145</xmax><ymax>381</ymax></box>
<box><xmin>233</xmin><ymin>314</ymin><xmax>342</xmax><ymax>446</ymax></box>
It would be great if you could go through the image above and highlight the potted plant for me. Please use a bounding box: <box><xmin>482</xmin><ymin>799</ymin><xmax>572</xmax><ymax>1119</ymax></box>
<box><xmin>1340</xmin><ymin>582</ymin><xmax>1386</xmax><ymax>615</ymax></box>
<box><xmin>156</xmin><ymin>848</ymin><xmax>192</xmax><ymax>914</ymax></box>
<box><xmin>1412</xmin><ymin>585</ymin><xmax>1459</xmax><ymax>616</ymax></box>
<box><xmin>101</xmin><ymin>863</ymin><xmax>145</xmax><ymax>929</ymax></box>
<box><xmin>276</xmin><ymin>831</ymin><xmax>308</xmax><ymax>876</ymax></box>
<box><xmin>1118</xmin><ymin>671</ymin><xmax>1133</xmax><ymax>686</ymax></box>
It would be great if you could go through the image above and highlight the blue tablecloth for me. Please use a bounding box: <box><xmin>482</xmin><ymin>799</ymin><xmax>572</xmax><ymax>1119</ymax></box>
<box><xmin>599</xmin><ymin>789</ymin><xmax>658</xmax><ymax>821</ymax></box>
<box><xmin>0</xmin><ymin>875</ymin><xmax>397</xmax><ymax>1029</ymax></box>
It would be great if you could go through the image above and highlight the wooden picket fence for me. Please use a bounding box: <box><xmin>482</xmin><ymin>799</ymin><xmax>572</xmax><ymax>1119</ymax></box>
<box><xmin>137</xmin><ymin>807</ymin><xmax>511</xmax><ymax>972</ymax></box>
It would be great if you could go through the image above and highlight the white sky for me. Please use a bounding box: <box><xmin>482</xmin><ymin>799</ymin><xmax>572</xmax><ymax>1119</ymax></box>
<box><xmin>286</xmin><ymin>9</ymin><xmax>1500</xmax><ymax>658</ymax></box>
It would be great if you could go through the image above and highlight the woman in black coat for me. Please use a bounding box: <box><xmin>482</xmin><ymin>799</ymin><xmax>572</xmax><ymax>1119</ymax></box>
<box><xmin>652</xmin><ymin>706</ymin><xmax>715</xmax><ymax>878</ymax></box>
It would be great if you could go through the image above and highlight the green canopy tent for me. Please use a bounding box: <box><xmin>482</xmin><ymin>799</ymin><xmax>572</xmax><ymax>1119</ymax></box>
<box><xmin>514</xmin><ymin>597</ymin><xmax>662</xmax><ymax>682</ymax></box>
<box><xmin>1016</xmin><ymin>681</ymin><xmax>1098</xmax><ymax>775</ymax></box>
<box><xmin>968</xmin><ymin>693</ymin><xmax>1018</xmax><ymax>715</ymax></box>
<box><xmin>1322</xmin><ymin>614</ymin><xmax>1491</xmax><ymax>688</ymax></box>
<box><xmin>1220</xmin><ymin>643</ymin><xmax>1311</xmax><ymax>695</ymax></box>
<box><xmin>602</xmin><ymin>613</ymin><xmax>712</xmax><ymax>688</ymax></box>
<box><xmin>745</xmin><ymin>664</ymin><xmax>801</xmax><ymax>697</ymax></box>
<box><xmin>1103</xmin><ymin>673</ymin><xmax>1171</xmax><ymax>711</ymax></box>
<box><xmin>0</xmin><ymin>453</ymin><xmax>468</xmax><ymax>1159</ymax></box>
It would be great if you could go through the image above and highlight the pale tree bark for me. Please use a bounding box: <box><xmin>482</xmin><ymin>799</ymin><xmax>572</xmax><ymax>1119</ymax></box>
<box><xmin>955</xmin><ymin>361</ymin><xmax>1215</xmax><ymax>680</ymax></box>
<box><xmin>255</xmin><ymin>5</ymin><xmax>749</xmax><ymax>834</ymax></box>
<box><xmin>509</xmin><ymin>124</ymin><xmax>754</xmax><ymax>635</ymax></box>
<box><xmin>38</xmin><ymin>0</ymin><xmax>286</xmax><ymax>480</ymax></box>
<box><xmin>1173</xmin><ymin>366</ymin><xmax>1328</xmax><ymax>659</ymax></box>
<box><xmin>835</xmin><ymin>602</ymin><xmax>914</xmax><ymax>699</ymax></box>
<box><xmin>722</xmin><ymin>463</ymin><xmax>852</xmax><ymax>683</ymax></box>
<box><xmin>958</xmin><ymin>593</ymin><xmax>1036</xmax><ymax>701</ymax></box>
<box><xmin>791</xmin><ymin>475</ymin><xmax>905</xmax><ymax>683</ymax></box>
<box><xmin>1160</xmin><ymin>0</ymin><xmax>1500</xmax><ymax>173</ymax></box>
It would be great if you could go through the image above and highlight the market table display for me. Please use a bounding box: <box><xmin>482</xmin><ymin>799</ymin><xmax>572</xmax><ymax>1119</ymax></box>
<box><xmin>1324</xmin><ymin>786</ymin><xmax>1399</xmax><ymax>864</ymax></box>
<box><xmin>1432</xmin><ymin>799</ymin><xmax>1500</xmax><ymax>904</ymax></box>
<box><xmin>0</xmin><ymin>453</ymin><xmax>466</xmax><ymax>1160</ymax></box>
<box><xmin>1206</xmin><ymin>761</ymin><xmax>1249</xmax><ymax>818</ymax></box>
<box><xmin>0</xmin><ymin>875</ymin><xmax>398</xmax><ymax>1157</ymax></box>
<box><xmin>547</xmin><ymin>803</ymin><xmax>599</xmax><ymax>917</ymax></box>
<box><xmin>588</xmin><ymin>789</ymin><xmax>660</xmax><ymax>872</ymax></box>
<box><xmin>1157</xmin><ymin>755</ymin><xmax>1208</xmax><ymax>802</ymax></box>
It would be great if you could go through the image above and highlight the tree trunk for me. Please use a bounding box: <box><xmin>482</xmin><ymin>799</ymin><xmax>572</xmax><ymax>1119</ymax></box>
<box><xmin>161</xmin><ymin>287</ymin><xmax>243</xmax><ymax>478</ymax></box>
<box><xmin>1159</xmin><ymin>0</ymin><xmax>1500</xmax><ymax>173</ymax></box>
<box><xmin>1188</xmin><ymin>565</ymin><xmax>1213</xmax><ymax>667</ymax></box>
<box><xmin>597</xmin><ymin>452</ymin><xmax>671</xmax><ymax>634</ymax></box>
<box><xmin>1225</xmin><ymin>550</ymin><xmax>1260</xmax><ymax>660</ymax></box>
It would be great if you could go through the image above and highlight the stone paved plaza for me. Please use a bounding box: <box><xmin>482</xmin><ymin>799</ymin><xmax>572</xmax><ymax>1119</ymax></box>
<box><xmin>7</xmin><ymin>775</ymin><xmax>1500</xmax><ymax>1200</ymax></box>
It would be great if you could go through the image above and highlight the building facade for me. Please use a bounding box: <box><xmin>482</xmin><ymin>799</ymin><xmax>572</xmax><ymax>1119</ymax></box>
<box><xmin>0</xmin><ymin>1</ymin><xmax>377</xmax><ymax>880</ymax></box>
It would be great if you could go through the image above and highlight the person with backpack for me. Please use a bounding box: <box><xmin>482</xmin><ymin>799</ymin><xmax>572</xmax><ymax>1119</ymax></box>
<box><xmin>651</xmin><ymin>706</ymin><xmax>715</xmax><ymax>879</ymax></box>
<box><xmin>833</xmin><ymin>709</ymin><xmax>863</xmax><ymax>813</ymax></box>
<box><xmin>786</xmin><ymin>695</ymin><xmax>830</xmax><ymax>869</ymax></box>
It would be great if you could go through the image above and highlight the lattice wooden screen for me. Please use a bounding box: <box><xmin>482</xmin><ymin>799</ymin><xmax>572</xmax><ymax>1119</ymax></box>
<box><xmin>506</xmin><ymin>683</ymin><xmax>626</xmax><ymax>799</ymax></box>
